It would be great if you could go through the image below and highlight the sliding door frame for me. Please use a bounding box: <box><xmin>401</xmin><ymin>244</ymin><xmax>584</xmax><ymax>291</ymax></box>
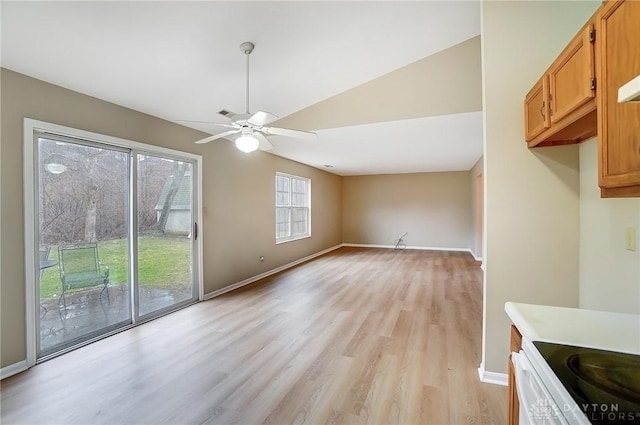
<box><xmin>131</xmin><ymin>150</ymin><xmax>200</xmax><ymax>323</ymax></box>
<box><xmin>23</xmin><ymin>118</ymin><xmax>204</xmax><ymax>367</ymax></box>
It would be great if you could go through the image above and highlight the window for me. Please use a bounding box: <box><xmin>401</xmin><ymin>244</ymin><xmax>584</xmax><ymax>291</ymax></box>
<box><xmin>275</xmin><ymin>172</ymin><xmax>310</xmax><ymax>242</ymax></box>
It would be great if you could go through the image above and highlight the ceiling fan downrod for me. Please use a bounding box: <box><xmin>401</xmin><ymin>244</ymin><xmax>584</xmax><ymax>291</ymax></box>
<box><xmin>240</xmin><ymin>42</ymin><xmax>255</xmax><ymax>115</ymax></box>
<box><xmin>190</xmin><ymin>40</ymin><xmax>316</xmax><ymax>148</ymax></box>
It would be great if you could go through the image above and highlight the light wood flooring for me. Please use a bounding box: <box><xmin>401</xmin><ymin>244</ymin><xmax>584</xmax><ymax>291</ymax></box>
<box><xmin>1</xmin><ymin>247</ymin><xmax>506</xmax><ymax>424</ymax></box>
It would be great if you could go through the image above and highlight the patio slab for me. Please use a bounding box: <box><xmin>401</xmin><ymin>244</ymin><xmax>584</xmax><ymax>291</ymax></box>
<box><xmin>39</xmin><ymin>285</ymin><xmax>193</xmax><ymax>354</ymax></box>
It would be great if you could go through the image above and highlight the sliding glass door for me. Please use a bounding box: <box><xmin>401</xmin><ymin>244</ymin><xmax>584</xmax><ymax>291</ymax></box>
<box><xmin>31</xmin><ymin>124</ymin><xmax>200</xmax><ymax>360</ymax></box>
<box><xmin>37</xmin><ymin>136</ymin><xmax>131</xmax><ymax>357</ymax></box>
<box><xmin>136</xmin><ymin>154</ymin><xmax>195</xmax><ymax>317</ymax></box>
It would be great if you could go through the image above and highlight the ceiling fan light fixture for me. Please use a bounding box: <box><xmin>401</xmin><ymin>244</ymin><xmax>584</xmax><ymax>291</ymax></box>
<box><xmin>235</xmin><ymin>134</ymin><xmax>260</xmax><ymax>153</ymax></box>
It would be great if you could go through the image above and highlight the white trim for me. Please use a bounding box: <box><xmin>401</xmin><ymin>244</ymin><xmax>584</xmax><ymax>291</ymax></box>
<box><xmin>23</xmin><ymin>121</ymin><xmax>38</xmax><ymax>369</ymax></box>
<box><xmin>130</xmin><ymin>152</ymin><xmax>140</xmax><ymax>324</ymax></box>
<box><xmin>204</xmin><ymin>244</ymin><xmax>342</xmax><ymax>300</ymax></box>
<box><xmin>469</xmin><ymin>250</ymin><xmax>483</xmax><ymax>262</ymax></box>
<box><xmin>24</xmin><ymin>118</ymin><xmax>202</xmax><ymax>161</ymax></box>
<box><xmin>196</xmin><ymin>159</ymin><xmax>204</xmax><ymax>301</ymax></box>
<box><xmin>275</xmin><ymin>234</ymin><xmax>311</xmax><ymax>245</ymax></box>
<box><xmin>477</xmin><ymin>362</ymin><xmax>508</xmax><ymax>386</ymax></box>
<box><xmin>1</xmin><ymin>360</ymin><xmax>29</xmax><ymax>380</ymax></box>
<box><xmin>275</xmin><ymin>172</ymin><xmax>311</xmax><ymax>244</ymax></box>
<box><xmin>342</xmin><ymin>243</ymin><xmax>476</xmax><ymax>254</ymax></box>
<box><xmin>471</xmin><ymin>249</ymin><xmax>484</xmax><ymax>271</ymax></box>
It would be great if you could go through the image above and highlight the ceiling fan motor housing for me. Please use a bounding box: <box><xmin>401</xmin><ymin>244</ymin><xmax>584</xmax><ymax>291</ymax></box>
<box><xmin>240</xmin><ymin>42</ymin><xmax>254</xmax><ymax>55</ymax></box>
<box><xmin>231</xmin><ymin>113</ymin><xmax>253</xmax><ymax>124</ymax></box>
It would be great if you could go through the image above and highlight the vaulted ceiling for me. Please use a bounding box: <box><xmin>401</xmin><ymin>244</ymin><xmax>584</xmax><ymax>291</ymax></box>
<box><xmin>1</xmin><ymin>1</ymin><xmax>482</xmax><ymax>176</ymax></box>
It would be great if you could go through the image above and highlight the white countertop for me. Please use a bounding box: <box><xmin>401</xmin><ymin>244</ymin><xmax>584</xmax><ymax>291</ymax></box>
<box><xmin>618</xmin><ymin>74</ymin><xmax>640</xmax><ymax>102</ymax></box>
<box><xmin>505</xmin><ymin>302</ymin><xmax>640</xmax><ymax>355</ymax></box>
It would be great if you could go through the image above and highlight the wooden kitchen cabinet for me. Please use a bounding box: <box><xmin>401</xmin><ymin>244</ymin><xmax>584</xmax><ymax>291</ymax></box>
<box><xmin>524</xmin><ymin>76</ymin><xmax>550</xmax><ymax>141</ymax></box>
<box><xmin>525</xmin><ymin>19</ymin><xmax>597</xmax><ymax>148</ymax></box>
<box><xmin>548</xmin><ymin>24</ymin><xmax>596</xmax><ymax>123</ymax></box>
<box><xmin>525</xmin><ymin>0</ymin><xmax>640</xmax><ymax>197</ymax></box>
<box><xmin>596</xmin><ymin>0</ymin><xmax>640</xmax><ymax>197</ymax></box>
<box><xmin>507</xmin><ymin>325</ymin><xmax>522</xmax><ymax>425</ymax></box>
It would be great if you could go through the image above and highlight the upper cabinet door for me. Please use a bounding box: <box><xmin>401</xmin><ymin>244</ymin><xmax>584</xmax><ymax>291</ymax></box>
<box><xmin>524</xmin><ymin>19</ymin><xmax>598</xmax><ymax>148</ymax></box>
<box><xmin>524</xmin><ymin>76</ymin><xmax>550</xmax><ymax>141</ymax></box>
<box><xmin>597</xmin><ymin>0</ymin><xmax>640</xmax><ymax>190</ymax></box>
<box><xmin>548</xmin><ymin>24</ymin><xmax>596</xmax><ymax>124</ymax></box>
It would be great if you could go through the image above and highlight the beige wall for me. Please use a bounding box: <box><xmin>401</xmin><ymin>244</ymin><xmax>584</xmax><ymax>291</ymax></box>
<box><xmin>0</xmin><ymin>69</ymin><xmax>342</xmax><ymax>368</ymax></box>
<box><xmin>470</xmin><ymin>157</ymin><xmax>483</xmax><ymax>259</ymax></box>
<box><xmin>277</xmin><ymin>36</ymin><xmax>482</xmax><ymax>130</ymax></box>
<box><xmin>481</xmin><ymin>1</ymin><xmax>599</xmax><ymax>374</ymax></box>
<box><xmin>342</xmin><ymin>172</ymin><xmax>472</xmax><ymax>250</ymax></box>
<box><xmin>579</xmin><ymin>139</ymin><xmax>640</xmax><ymax>314</ymax></box>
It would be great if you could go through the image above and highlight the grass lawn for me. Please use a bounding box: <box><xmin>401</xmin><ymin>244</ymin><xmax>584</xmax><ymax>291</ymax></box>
<box><xmin>40</xmin><ymin>236</ymin><xmax>192</xmax><ymax>299</ymax></box>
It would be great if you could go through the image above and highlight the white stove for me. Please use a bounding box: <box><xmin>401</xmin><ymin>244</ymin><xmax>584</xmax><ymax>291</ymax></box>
<box><xmin>514</xmin><ymin>337</ymin><xmax>640</xmax><ymax>425</ymax></box>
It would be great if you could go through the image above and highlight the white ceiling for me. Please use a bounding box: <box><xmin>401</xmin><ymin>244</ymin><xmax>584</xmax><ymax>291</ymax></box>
<box><xmin>1</xmin><ymin>1</ymin><xmax>482</xmax><ymax>176</ymax></box>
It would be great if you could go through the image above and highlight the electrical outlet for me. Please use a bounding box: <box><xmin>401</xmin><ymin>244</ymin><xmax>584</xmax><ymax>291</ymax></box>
<box><xmin>625</xmin><ymin>227</ymin><xmax>637</xmax><ymax>252</ymax></box>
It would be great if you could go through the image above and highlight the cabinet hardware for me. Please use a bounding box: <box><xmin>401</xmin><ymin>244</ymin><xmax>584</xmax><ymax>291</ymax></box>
<box><xmin>591</xmin><ymin>78</ymin><xmax>596</xmax><ymax>91</ymax></box>
<box><xmin>589</xmin><ymin>28</ymin><xmax>595</xmax><ymax>43</ymax></box>
<box><xmin>540</xmin><ymin>101</ymin><xmax>546</xmax><ymax>119</ymax></box>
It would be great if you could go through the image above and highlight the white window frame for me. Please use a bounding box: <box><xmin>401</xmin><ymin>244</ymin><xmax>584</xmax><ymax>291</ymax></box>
<box><xmin>275</xmin><ymin>172</ymin><xmax>311</xmax><ymax>243</ymax></box>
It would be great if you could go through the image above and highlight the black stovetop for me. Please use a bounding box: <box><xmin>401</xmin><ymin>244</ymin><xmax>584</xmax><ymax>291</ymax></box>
<box><xmin>533</xmin><ymin>341</ymin><xmax>640</xmax><ymax>424</ymax></box>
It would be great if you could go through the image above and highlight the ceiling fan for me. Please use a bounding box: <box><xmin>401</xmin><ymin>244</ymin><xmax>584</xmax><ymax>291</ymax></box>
<box><xmin>187</xmin><ymin>42</ymin><xmax>317</xmax><ymax>153</ymax></box>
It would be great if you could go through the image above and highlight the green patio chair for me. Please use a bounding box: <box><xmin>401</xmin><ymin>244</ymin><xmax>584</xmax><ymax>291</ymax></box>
<box><xmin>58</xmin><ymin>242</ymin><xmax>110</xmax><ymax>314</ymax></box>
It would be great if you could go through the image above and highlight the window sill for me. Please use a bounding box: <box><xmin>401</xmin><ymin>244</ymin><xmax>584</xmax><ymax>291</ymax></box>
<box><xmin>276</xmin><ymin>234</ymin><xmax>311</xmax><ymax>245</ymax></box>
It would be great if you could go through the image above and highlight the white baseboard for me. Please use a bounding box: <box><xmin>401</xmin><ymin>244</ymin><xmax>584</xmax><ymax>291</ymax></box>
<box><xmin>469</xmin><ymin>250</ymin><xmax>484</xmax><ymax>271</ymax></box>
<box><xmin>477</xmin><ymin>363</ymin><xmax>508</xmax><ymax>386</ymax></box>
<box><xmin>204</xmin><ymin>244</ymin><xmax>343</xmax><ymax>300</ymax></box>
<box><xmin>343</xmin><ymin>243</ymin><xmax>476</xmax><ymax>255</ymax></box>
<box><xmin>1</xmin><ymin>359</ymin><xmax>28</xmax><ymax>380</ymax></box>
<box><xmin>469</xmin><ymin>250</ymin><xmax>483</xmax><ymax>262</ymax></box>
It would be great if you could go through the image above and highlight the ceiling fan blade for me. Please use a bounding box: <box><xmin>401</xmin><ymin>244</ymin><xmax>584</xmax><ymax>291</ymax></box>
<box><xmin>254</xmin><ymin>132</ymin><xmax>275</xmax><ymax>151</ymax></box>
<box><xmin>248</xmin><ymin>111</ymin><xmax>279</xmax><ymax>126</ymax></box>
<box><xmin>263</xmin><ymin>126</ymin><xmax>317</xmax><ymax>140</ymax></box>
<box><xmin>194</xmin><ymin>130</ymin><xmax>240</xmax><ymax>144</ymax></box>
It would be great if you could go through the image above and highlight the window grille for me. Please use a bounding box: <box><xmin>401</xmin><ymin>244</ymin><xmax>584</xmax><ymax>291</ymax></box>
<box><xmin>275</xmin><ymin>173</ymin><xmax>310</xmax><ymax>242</ymax></box>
